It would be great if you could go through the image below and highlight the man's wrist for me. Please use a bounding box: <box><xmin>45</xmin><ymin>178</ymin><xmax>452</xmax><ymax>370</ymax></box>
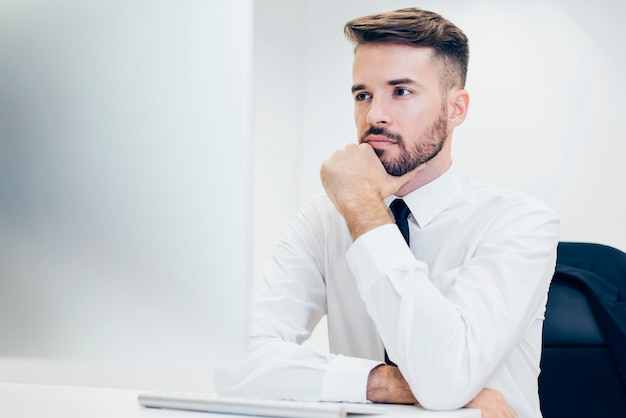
<box><xmin>366</xmin><ymin>365</ymin><xmax>418</xmax><ymax>404</ymax></box>
<box><xmin>342</xmin><ymin>197</ymin><xmax>392</xmax><ymax>241</ymax></box>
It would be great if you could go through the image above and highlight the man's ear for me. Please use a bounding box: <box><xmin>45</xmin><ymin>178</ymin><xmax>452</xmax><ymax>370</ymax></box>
<box><xmin>447</xmin><ymin>89</ymin><xmax>470</xmax><ymax>129</ymax></box>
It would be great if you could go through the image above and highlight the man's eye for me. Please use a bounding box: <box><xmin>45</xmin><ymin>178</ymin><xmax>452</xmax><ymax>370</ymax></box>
<box><xmin>395</xmin><ymin>88</ymin><xmax>411</xmax><ymax>96</ymax></box>
<box><xmin>355</xmin><ymin>92</ymin><xmax>371</xmax><ymax>101</ymax></box>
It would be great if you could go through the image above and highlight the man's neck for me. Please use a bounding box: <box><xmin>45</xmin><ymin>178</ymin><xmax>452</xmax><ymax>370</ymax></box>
<box><xmin>395</xmin><ymin>155</ymin><xmax>452</xmax><ymax>197</ymax></box>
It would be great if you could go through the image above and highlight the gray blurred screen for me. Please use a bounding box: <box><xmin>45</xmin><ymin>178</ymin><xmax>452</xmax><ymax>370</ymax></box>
<box><xmin>0</xmin><ymin>0</ymin><xmax>253</xmax><ymax>365</ymax></box>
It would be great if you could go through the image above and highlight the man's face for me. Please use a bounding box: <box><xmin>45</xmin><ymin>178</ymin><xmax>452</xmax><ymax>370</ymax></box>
<box><xmin>352</xmin><ymin>43</ymin><xmax>449</xmax><ymax>176</ymax></box>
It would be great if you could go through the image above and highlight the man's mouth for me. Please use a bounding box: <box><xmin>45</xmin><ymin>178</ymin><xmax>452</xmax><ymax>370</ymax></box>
<box><xmin>360</xmin><ymin>126</ymin><xmax>403</xmax><ymax>149</ymax></box>
<box><xmin>364</xmin><ymin>134</ymin><xmax>398</xmax><ymax>148</ymax></box>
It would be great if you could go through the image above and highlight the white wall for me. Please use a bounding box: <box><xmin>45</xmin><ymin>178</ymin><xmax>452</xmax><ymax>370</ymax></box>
<box><xmin>252</xmin><ymin>1</ymin><xmax>306</xmax><ymax>278</ymax></box>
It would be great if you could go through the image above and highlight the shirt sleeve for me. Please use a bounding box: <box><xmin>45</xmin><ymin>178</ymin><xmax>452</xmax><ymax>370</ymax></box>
<box><xmin>346</xmin><ymin>200</ymin><xmax>559</xmax><ymax>410</ymax></box>
<box><xmin>214</xmin><ymin>197</ymin><xmax>380</xmax><ymax>402</ymax></box>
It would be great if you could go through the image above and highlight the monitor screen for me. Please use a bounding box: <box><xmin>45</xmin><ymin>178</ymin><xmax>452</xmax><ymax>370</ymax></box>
<box><xmin>0</xmin><ymin>0</ymin><xmax>253</xmax><ymax>368</ymax></box>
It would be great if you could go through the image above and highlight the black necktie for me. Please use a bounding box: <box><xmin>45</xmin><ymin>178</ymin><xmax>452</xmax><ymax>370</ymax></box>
<box><xmin>390</xmin><ymin>198</ymin><xmax>411</xmax><ymax>246</ymax></box>
<box><xmin>384</xmin><ymin>199</ymin><xmax>412</xmax><ymax>366</ymax></box>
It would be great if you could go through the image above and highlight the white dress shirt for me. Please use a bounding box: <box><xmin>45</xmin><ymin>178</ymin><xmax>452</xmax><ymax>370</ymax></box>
<box><xmin>215</xmin><ymin>166</ymin><xmax>559</xmax><ymax>418</ymax></box>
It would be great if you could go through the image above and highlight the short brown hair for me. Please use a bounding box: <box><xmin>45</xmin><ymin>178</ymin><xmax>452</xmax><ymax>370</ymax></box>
<box><xmin>344</xmin><ymin>8</ymin><xmax>469</xmax><ymax>91</ymax></box>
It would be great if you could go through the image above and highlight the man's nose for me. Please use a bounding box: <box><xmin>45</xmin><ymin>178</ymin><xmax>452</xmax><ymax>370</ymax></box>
<box><xmin>366</xmin><ymin>96</ymin><xmax>391</xmax><ymax>126</ymax></box>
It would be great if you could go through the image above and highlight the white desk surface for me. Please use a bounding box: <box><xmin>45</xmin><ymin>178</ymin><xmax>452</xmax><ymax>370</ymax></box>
<box><xmin>0</xmin><ymin>382</ymin><xmax>480</xmax><ymax>418</ymax></box>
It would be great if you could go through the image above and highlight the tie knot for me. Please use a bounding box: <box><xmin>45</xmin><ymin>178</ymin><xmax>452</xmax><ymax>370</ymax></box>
<box><xmin>390</xmin><ymin>199</ymin><xmax>411</xmax><ymax>221</ymax></box>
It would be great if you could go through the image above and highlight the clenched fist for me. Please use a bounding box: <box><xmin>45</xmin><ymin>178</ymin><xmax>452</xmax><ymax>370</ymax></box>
<box><xmin>320</xmin><ymin>143</ymin><xmax>419</xmax><ymax>240</ymax></box>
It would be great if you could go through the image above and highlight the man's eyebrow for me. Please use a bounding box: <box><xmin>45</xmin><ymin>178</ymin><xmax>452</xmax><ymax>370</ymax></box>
<box><xmin>351</xmin><ymin>78</ymin><xmax>423</xmax><ymax>93</ymax></box>
<box><xmin>351</xmin><ymin>84</ymin><xmax>366</xmax><ymax>93</ymax></box>
<box><xmin>388</xmin><ymin>78</ymin><xmax>420</xmax><ymax>87</ymax></box>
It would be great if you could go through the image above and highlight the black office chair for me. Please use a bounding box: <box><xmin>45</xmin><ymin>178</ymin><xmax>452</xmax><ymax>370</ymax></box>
<box><xmin>539</xmin><ymin>242</ymin><xmax>626</xmax><ymax>417</ymax></box>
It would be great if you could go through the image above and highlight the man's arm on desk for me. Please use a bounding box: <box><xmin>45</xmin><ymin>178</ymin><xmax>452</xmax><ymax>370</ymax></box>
<box><xmin>367</xmin><ymin>365</ymin><xmax>517</xmax><ymax>418</ymax></box>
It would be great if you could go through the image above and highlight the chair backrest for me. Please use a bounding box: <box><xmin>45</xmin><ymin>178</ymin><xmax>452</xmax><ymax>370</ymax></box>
<box><xmin>539</xmin><ymin>242</ymin><xmax>626</xmax><ymax>417</ymax></box>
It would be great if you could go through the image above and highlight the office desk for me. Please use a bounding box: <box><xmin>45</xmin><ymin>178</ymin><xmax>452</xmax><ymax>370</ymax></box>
<box><xmin>0</xmin><ymin>382</ymin><xmax>480</xmax><ymax>418</ymax></box>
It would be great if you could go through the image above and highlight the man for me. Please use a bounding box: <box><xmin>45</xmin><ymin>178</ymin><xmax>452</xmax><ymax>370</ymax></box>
<box><xmin>216</xmin><ymin>8</ymin><xmax>559</xmax><ymax>418</ymax></box>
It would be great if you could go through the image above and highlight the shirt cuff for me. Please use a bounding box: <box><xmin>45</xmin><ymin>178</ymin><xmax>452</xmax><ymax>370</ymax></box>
<box><xmin>321</xmin><ymin>355</ymin><xmax>383</xmax><ymax>403</ymax></box>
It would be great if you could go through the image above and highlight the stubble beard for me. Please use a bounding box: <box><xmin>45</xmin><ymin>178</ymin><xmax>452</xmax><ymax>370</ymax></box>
<box><xmin>362</xmin><ymin>108</ymin><xmax>449</xmax><ymax>177</ymax></box>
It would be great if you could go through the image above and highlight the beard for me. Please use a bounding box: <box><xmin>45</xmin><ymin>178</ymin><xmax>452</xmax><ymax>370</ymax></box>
<box><xmin>360</xmin><ymin>107</ymin><xmax>449</xmax><ymax>177</ymax></box>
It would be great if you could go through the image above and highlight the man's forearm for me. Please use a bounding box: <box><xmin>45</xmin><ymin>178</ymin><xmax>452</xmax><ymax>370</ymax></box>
<box><xmin>367</xmin><ymin>365</ymin><xmax>517</xmax><ymax>417</ymax></box>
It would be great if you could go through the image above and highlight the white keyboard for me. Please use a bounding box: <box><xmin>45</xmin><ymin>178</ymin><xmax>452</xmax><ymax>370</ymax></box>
<box><xmin>138</xmin><ymin>392</ymin><xmax>387</xmax><ymax>418</ymax></box>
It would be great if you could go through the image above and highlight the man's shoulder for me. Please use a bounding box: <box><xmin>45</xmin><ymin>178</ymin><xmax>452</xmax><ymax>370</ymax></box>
<box><xmin>458</xmin><ymin>175</ymin><xmax>558</xmax><ymax>220</ymax></box>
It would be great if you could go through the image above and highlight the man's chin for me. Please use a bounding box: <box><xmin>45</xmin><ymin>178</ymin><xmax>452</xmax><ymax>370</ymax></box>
<box><xmin>375</xmin><ymin>149</ymin><xmax>419</xmax><ymax>176</ymax></box>
<box><xmin>382</xmin><ymin>162</ymin><xmax>415</xmax><ymax>177</ymax></box>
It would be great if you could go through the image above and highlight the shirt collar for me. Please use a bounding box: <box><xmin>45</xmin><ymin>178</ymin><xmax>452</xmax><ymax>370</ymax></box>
<box><xmin>385</xmin><ymin>164</ymin><xmax>463</xmax><ymax>228</ymax></box>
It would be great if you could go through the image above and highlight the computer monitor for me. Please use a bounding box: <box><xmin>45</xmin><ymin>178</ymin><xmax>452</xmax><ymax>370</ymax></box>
<box><xmin>0</xmin><ymin>0</ymin><xmax>253</xmax><ymax>367</ymax></box>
